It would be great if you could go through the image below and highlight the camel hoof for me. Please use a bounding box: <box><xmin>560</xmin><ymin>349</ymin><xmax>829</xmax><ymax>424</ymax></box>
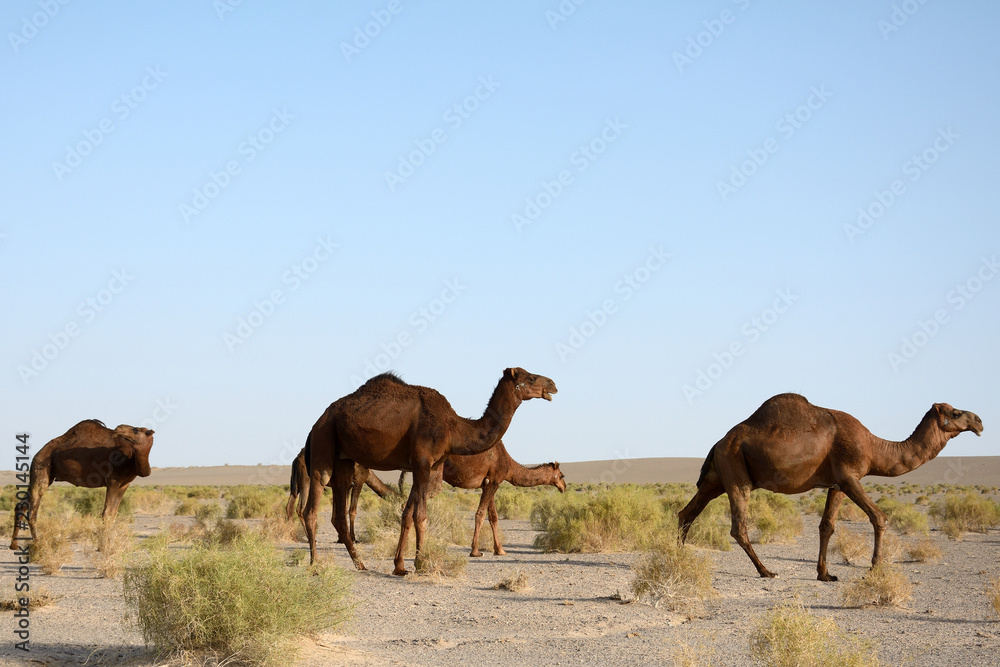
<box><xmin>494</xmin><ymin>549</ymin><xmax>507</xmax><ymax>556</ymax></box>
<box><xmin>392</xmin><ymin>567</ymin><xmax>409</xmax><ymax>576</ymax></box>
<box><xmin>759</xmin><ymin>570</ymin><xmax>778</xmax><ymax>579</ymax></box>
<box><xmin>353</xmin><ymin>560</ymin><xmax>367</xmax><ymax>571</ymax></box>
<box><xmin>469</xmin><ymin>551</ymin><xmax>483</xmax><ymax>558</ymax></box>
<box><xmin>818</xmin><ymin>573</ymin><xmax>838</xmax><ymax>582</ymax></box>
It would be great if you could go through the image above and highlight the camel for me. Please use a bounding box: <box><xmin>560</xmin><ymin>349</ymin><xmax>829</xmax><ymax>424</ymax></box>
<box><xmin>677</xmin><ymin>393</ymin><xmax>983</xmax><ymax>581</ymax></box>
<box><xmin>304</xmin><ymin>367</ymin><xmax>557</xmax><ymax>575</ymax></box>
<box><xmin>9</xmin><ymin>419</ymin><xmax>155</xmax><ymax>549</ymax></box>
<box><xmin>284</xmin><ymin>446</ymin><xmax>393</xmax><ymax>542</ymax></box>
<box><xmin>442</xmin><ymin>441</ymin><xmax>565</xmax><ymax>557</ymax></box>
<box><xmin>343</xmin><ymin>442</ymin><xmax>565</xmax><ymax>557</ymax></box>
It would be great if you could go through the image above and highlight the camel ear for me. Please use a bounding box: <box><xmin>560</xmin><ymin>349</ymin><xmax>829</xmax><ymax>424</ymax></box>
<box><xmin>505</xmin><ymin>368</ymin><xmax>516</xmax><ymax>380</ymax></box>
<box><xmin>553</xmin><ymin>461</ymin><xmax>560</xmax><ymax>469</ymax></box>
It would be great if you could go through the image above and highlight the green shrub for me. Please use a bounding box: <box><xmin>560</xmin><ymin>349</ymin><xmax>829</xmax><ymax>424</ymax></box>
<box><xmin>225</xmin><ymin>486</ymin><xmax>283</xmax><ymax>519</ymax></box>
<box><xmin>750</xmin><ymin>600</ymin><xmax>879</xmax><ymax>666</ymax></box>
<box><xmin>174</xmin><ymin>499</ymin><xmax>198</xmax><ymax>516</ymax></box>
<box><xmin>929</xmin><ymin>493</ymin><xmax>1000</xmax><ymax>539</ymax></box>
<box><xmin>875</xmin><ymin>497</ymin><xmax>929</xmax><ymax>535</ymax></box>
<box><xmin>494</xmin><ymin>487</ymin><xmax>537</xmax><ymax>520</ymax></box>
<box><xmin>122</xmin><ymin>531</ymin><xmax>352</xmax><ymax>666</ymax></box>
<box><xmin>749</xmin><ymin>491</ymin><xmax>803</xmax><ymax>544</ymax></box>
<box><xmin>128</xmin><ymin>489</ymin><xmax>175</xmax><ymax>515</ymax></box>
<box><xmin>195</xmin><ymin>501</ymin><xmax>224</xmax><ymax>528</ymax></box>
<box><xmin>531</xmin><ymin>486</ymin><xmax>668</xmax><ymax>553</ymax></box>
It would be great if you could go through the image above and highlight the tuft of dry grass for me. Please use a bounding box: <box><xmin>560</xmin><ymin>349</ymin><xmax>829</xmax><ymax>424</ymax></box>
<box><xmin>840</xmin><ymin>563</ymin><xmax>912</xmax><ymax>608</ymax></box>
<box><xmin>0</xmin><ymin>584</ymin><xmax>58</xmax><ymax>611</ymax></box>
<box><xmin>835</xmin><ymin>526</ymin><xmax>868</xmax><ymax>565</ymax></box>
<box><xmin>630</xmin><ymin>537</ymin><xmax>715</xmax><ymax>616</ymax></box>
<box><xmin>494</xmin><ymin>568</ymin><xmax>531</xmax><ymax>593</ymax></box>
<box><xmin>128</xmin><ymin>489</ymin><xmax>175</xmax><ymax>516</ymax></box>
<box><xmin>90</xmin><ymin>520</ymin><xmax>135</xmax><ymax>578</ymax></box>
<box><xmin>986</xmin><ymin>575</ymin><xmax>1000</xmax><ymax>619</ymax></box>
<box><xmin>413</xmin><ymin>538</ymin><xmax>466</xmax><ymax>579</ymax></box>
<box><xmin>875</xmin><ymin>497</ymin><xmax>929</xmax><ymax>536</ymax></box>
<box><xmin>28</xmin><ymin>518</ymin><xmax>73</xmax><ymax>575</ymax></box>
<box><xmin>905</xmin><ymin>539</ymin><xmax>942</xmax><ymax>563</ymax></box>
<box><xmin>259</xmin><ymin>515</ymin><xmax>306</xmax><ymax>544</ymax></box>
<box><xmin>749</xmin><ymin>491</ymin><xmax>803</xmax><ymax>544</ymax></box>
<box><xmin>750</xmin><ymin>600</ymin><xmax>880</xmax><ymax>667</ymax></box>
<box><xmin>532</xmin><ymin>486</ymin><xmax>669</xmax><ymax>553</ymax></box>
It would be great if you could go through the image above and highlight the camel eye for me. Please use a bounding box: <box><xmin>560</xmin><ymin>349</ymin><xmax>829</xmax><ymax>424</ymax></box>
<box><xmin>953</xmin><ymin>410</ymin><xmax>963</xmax><ymax>418</ymax></box>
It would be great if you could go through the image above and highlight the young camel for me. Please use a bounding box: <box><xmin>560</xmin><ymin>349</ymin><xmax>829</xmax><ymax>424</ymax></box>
<box><xmin>346</xmin><ymin>441</ymin><xmax>565</xmax><ymax>557</ymax></box>
<box><xmin>304</xmin><ymin>367</ymin><xmax>557</xmax><ymax>575</ymax></box>
<box><xmin>285</xmin><ymin>446</ymin><xmax>393</xmax><ymax>542</ymax></box>
<box><xmin>9</xmin><ymin>420</ymin><xmax>155</xmax><ymax>549</ymax></box>
<box><xmin>678</xmin><ymin>393</ymin><xmax>983</xmax><ymax>581</ymax></box>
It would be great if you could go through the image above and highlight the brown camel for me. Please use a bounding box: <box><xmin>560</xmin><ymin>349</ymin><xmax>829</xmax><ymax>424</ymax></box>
<box><xmin>9</xmin><ymin>419</ymin><xmax>155</xmax><ymax>549</ymax></box>
<box><xmin>345</xmin><ymin>442</ymin><xmax>565</xmax><ymax>557</ymax></box>
<box><xmin>304</xmin><ymin>367</ymin><xmax>557</xmax><ymax>575</ymax></box>
<box><xmin>677</xmin><ymin>393</ymin><xmax>983</xmax><ymax>581</ymax></box>
<box><xmin>285</xmin><ymin>446</ymin><xmax>393</xmax><ymax>542</ymax></box>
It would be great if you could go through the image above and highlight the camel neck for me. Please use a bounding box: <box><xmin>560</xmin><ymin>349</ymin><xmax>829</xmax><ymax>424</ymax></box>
<box><xmin>507</xmin><ymin>459</ymin><xmax>556</xmax><ymax>488</ymax></box>
<box><xmin>869</xmin><ymin>410</ymin><xmax>950</xmax><ymax>477</ymax></box>
<box><xmin>450</xmin><ymin>377</ymin><xmax>520</xmax><ymax>456</ymax></box>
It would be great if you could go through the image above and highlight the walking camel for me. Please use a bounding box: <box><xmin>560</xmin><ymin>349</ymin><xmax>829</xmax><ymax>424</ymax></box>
<box><xmin>9</xmin><ymin>419</ymin><xmax>155</xmax><ymax>549</ymax></box>
<box><xmin>285</xmin><ymin>446</ymin><xmax>393</xmax><ymax>542</ymax></box>
<box><xmin>303</xmin><ymin>367</ymin><xmax>557</xmax><ymax>575</ymax></box>
<box><xmin>342</xmin><ymin>441</ymin><xmax>565</xmax><ymax>557</ymax></box>
<box><xmin>677</xmin><ymin>393</ymin><xmax>983</xmax><ymax>581</ymax></box>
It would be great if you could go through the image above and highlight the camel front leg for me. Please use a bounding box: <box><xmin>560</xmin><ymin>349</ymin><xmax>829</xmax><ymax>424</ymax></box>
<box><xmin>817</xmin><ymin>488</ymin><xmax>845</xmax><ymax>582</ymax></box>
<box><xmin>677</xmin><ymin>481</ymin><xmax>724</xmax><ymax>545</ymax></box>
<box><xmin>726</xmin><ymin>484</ymin><xmax>776</xmax><ymax>578</ymax></box>
<box><xmin>347</xmin><ymin>474</ymin><xmax>364</xmax><ymax>544</ymax></box>
<box><xmin>469</xmin><ymin>485</ymin><xmax>490</xmax><ymax>557</ymax></box>
<box><xmin>102</xmin><ymin>481</ymin><xmax>129</xmax><ymax>521</ymax></box>
<box><xmin>483</xmin><ymin>482</ymin><xmax>506</xmax><ymax>556</ymax></box>
<box><xmin>839</xmin><ymin>477</ymin><xmax>887</xmax><ymax>569</ymax></box>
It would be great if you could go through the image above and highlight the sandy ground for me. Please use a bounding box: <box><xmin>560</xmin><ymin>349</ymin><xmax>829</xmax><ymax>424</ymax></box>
<box><xmin>1</xmin><ymin>459</ymin><xmax>999</xmax><ymax>666</ymax></box>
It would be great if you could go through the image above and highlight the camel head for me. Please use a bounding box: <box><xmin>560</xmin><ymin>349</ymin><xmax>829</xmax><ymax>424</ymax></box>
<box><xmin>550</xmin><ymin>462</ymin><xmax>566</xmax><ymax>492</ymax></box>
<box><xmin>114</xmin><ymin>425</ymin><xmax>155</xmax><ymax>477</ymax></box>
<box><xmin>932</xmin><ymin>403</ymin><xmax>983</xmax><ymax>438</ymax></box>
<box><xmin>504</xmin><ymin>367</ymin><xmax>557</xmax><ymax>402</ymax></box>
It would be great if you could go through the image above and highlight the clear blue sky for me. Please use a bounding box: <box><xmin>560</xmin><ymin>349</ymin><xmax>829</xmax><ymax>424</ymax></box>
<box><xmin>3</xmin><ymin>2</ymin><xmax>997</xmax><ymax>472</ymax></box>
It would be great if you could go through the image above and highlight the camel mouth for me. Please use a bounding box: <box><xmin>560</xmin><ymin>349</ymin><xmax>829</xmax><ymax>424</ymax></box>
<box><xmin>541</xmin><ymin>389</ymin><xmax>555</xmax><ymax>401</ymax></box>
<box><xmin>972</xmin><ymin>426</ymin><xmax>983</xmax><ymax>437</ymax></box>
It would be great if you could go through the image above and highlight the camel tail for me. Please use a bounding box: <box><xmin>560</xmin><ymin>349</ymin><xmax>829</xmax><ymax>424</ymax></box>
<box><xmin>289</xmin><ymin>455</ymin><xmax>300</xmax><ymax>499</ymax></box>
<box><xmin>303</xmin><ymin>432</ymin><xmax>312</xmax><ymax>475</ymax></box>
<box><xmin>696</xmin><ymin>444</ymin><xmax>716</xmax><ymax>488</ymax></box>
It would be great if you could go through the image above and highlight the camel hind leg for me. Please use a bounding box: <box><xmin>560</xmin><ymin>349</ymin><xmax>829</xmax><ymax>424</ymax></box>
<box><xmin>346</xmin><ymin>473</ymin><xmax>364</xmax><ymax>544</ymax></box>
<box><xmin>837</xmin><ymin>477</ymin><xmax>887</xmax><ymax>569</ymax></box>
<box><xmin>816</xmin><ymin>488</ymin><xmax>845</xmax><ymax>582</ymax></box>
<box><xmin>10</xmin><ymin>467</ymin><xmax>50</xmax><ymax>550</ymax></box>
<box><xmin>103</xmin><ymin>481</ymin><xmax>129</xmax><ymax>521</ymax></box>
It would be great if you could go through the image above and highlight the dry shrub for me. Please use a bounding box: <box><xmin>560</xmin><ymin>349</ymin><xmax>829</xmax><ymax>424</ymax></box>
<box><xmin>532</xmin><ymin>486</ymin><xmax>667</xmax><ymax>553</ymax></box>
<box><xmin>0</xmin><ymin>584</ymin><xmax>57</xmax><ymax>611</ymax></box>
<box><xmin>90</xmin><ymin>520</ymin><xmax>135</xmax><ymax>578</ymax></box>
<box><xmin>122</xmin><ymin>531</ymin><xmax>351</xmax><ymax>666</ymax></box>
<box><xmin>494</xmin><ymin>568</ymin><xmax>531</xmax><ymax>593</ymax></box>
<box><xmin>413</xmin><ymin>538</ymin><xmax>466</xmax><ymax>578</ymax></box>
<box><xmin>930</xmin><ymin>493</ymin><xmax>1000</xmax><ymax>539</ymax></box>
<box><xmin>174</xmin><ymin>499</ymin><xmax>198</xmax><ymax>516</ymax></box>
<box><xmin>835</xmin><ymin>526</ymin><xmax>868</xmax><ymax>565</ymax></box>
<box><xmin>259</xmin><ymin>515</ymin><xmax>306</xmax><ymax>544</ymax></box>
<box><xmin>880</xmin><ymin>532</ymin><xmax>903</xmax><ymax>564</ymax></box>
<box><xmin>672</xmin><ymin>639</ymin><xmax>716</xmax><ymax>667</ymax></box>
<box><xmin>987</xmin><ymin>576</ymin><xmax>1000</xmax><ymax>619</ymax></box>
<box><xmin>28</xmin><ymin>518</ymin><xmax>73</xmax><ymax>575</ymax></box>
<box><xmin>749</xmin><ymin>491</ymin><xmax>803</xmax><ymax>544</ymax></box>
<box><xmin>750</xmin><ymin>600</ymin><xmax>879</xmax><ymax>667</ymax></box>
<box><xmin>195</xmin><ymin>501</ymin><xmax>224</xmax><ymax>528</ymax></box>
<box><xmin>838</xmin><ymin>500</ymin><xmax>867</xmax><ymax>523</ymax></box>
<box><xmin>128</xmin><ymin>489</ymin><xmax>175</xmax><ymax>516</ymax></box>
<box><xmin>661</xmin><ymin>490</ymin><xmax>731</xmax><ymax>552</ymax></box>
<box><xmin>840</xmin><ymin>563</ymin><xmax>912</xmax><ymax>608</ymax></box>
<box><xmin>200</xmin><ymin>519</ymin><xmax>248</xmax><ymax>546</ymax></box>
<box><xmin>225</xmin><ymin>486</ymin><xmax>283</xmax><ymax>519</ymax></box>
<box><xmin>630</xmin><ymin>537</ymin><xmax>715</xmax><ymax>616</ymax></box>
<box><xmin>905</xmin><ymin>539</ymin><xmax>942</xmax><ymax>563</ymax></box>
<box><xmin>427</xmin><ymin>494</ymin><xmax>472</xmax><ymax>546</ymax></box>
<box><xmin>875</xmin><ymin>497</ymin><xmax>929</xmax><ymax>535</ymax></box>
<box><xmin>494</xmin><ymin>487</ymin><xmax>537</xmax><ymax>520</ymax></box>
